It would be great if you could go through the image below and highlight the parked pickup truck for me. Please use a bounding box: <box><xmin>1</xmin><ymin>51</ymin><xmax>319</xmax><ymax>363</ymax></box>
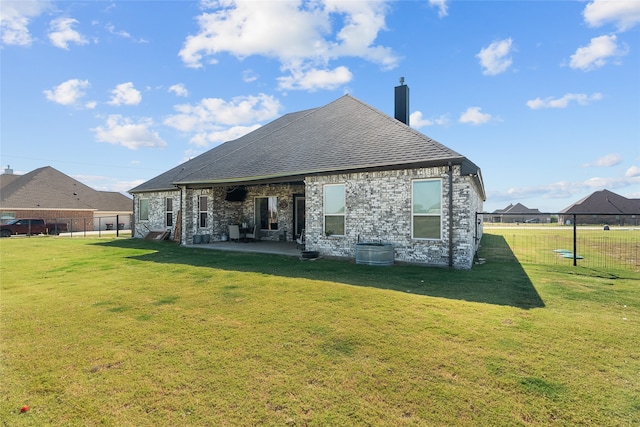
<box><xmin>0</xmin><ymin>219</ymin><xmax>68</xmax><ymax>237</ymax></box>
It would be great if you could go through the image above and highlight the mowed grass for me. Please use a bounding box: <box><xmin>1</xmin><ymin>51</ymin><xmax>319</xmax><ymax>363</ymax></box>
<box><xmin>483</xmin><ymin>226</ymin><xmax>639</xmax><ymax>270</ymax></box>
<box><xmin>1</xmin><ymin>236</ymin><xmax>638</xmax><ymax>426</ymax></box>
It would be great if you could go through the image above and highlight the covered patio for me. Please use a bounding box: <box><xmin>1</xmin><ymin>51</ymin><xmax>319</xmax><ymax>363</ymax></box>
<box><xmin>186</xmin><ymin>239</ymin><xmax>303</xmax><ymax>258</ymax></box>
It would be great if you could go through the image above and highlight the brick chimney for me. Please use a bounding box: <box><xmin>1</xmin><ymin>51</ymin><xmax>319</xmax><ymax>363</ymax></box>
<box><xmin>394</xmin><ymin>77</ymin><xmax>409</xmax><ymax>125</ymax></box>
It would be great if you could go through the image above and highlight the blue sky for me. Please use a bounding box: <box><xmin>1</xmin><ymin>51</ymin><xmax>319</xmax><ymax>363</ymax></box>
<box><xmin>1</xmin><ymin>0</ymin><xmax>638</xmax><ymax>213</ymax></box>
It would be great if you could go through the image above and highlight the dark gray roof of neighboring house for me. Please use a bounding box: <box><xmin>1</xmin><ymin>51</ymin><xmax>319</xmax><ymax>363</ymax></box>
<box><xmin>560</xmin><ymin>189</ymin><xmax>640</xmax><ymax>214</ymax></box>
<box><xmin>0</xmin><ymin>166</ymin><xmax>132</xmax><ymax>211</ymax></box>
<box><xmin>0</xmin><ymin>173</ymin><xmax>20</xmax><ymax>189</ymax></box>
<box><xmin>130</xmin><ymin>95</ymin><xmax>484</xmax><ymax>198</ymax></box>
<box><xmin>494</xmin><ymin>203</ymin><xmax>541</xmax><ymax>214</ymax></box>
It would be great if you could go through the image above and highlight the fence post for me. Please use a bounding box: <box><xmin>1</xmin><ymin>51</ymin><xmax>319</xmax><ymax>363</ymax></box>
<box><xmin>116</xmin><ymin>215</ymin><xmax>119</xmax><ymax>237</ymax></box>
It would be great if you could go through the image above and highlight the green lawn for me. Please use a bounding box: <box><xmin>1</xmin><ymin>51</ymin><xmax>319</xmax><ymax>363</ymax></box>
<box><xmin>483</xmin><ymin>226</ymin><xmax>639</xmax><ymax>271</ymax></box>
<box><xmin>1</xmin><ymin>236</ymin><xmax>638</xmax><ymax>426</ymax></box>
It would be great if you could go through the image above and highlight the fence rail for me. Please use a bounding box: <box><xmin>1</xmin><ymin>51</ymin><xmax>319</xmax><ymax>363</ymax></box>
<box><xmin>46</xmin><ymin>215</ymin><xmax>132</xmax><ymax>236</ymax></box>
<box><xmin>478</xmin><ymin>213</ymin><xmax>639</xmax><ymax>272</ymax></box>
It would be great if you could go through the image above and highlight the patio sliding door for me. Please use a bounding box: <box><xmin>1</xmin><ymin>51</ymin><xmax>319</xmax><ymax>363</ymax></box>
<box><xmin>255</xmin><ymin>196</ymin><xmax>278</xmax><ymax>230</ymax></box>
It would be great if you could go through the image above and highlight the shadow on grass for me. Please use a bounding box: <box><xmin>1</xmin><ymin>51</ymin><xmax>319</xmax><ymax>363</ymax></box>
<box><xmin>94</xmin><ymin>234</ymin><xmax>544</xmax><ymax>310</ymax></box>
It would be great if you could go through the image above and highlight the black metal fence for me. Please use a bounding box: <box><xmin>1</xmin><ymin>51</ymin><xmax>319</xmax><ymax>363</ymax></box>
<box><xmin>477</xmin><ymin>213</ymin><xmax>639</xmax><ymax>272</ymax></box>
<box><xmin>49</xmin><ymin>215</ymin><xmax>132</xmax><ymax>237</ymax></box>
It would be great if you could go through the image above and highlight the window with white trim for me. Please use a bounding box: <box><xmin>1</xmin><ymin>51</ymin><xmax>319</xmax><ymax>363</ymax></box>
<box><xmin>165</xmin><ymin>197</ymin><xmax>173</xmax><ymax>227</ymax></box>
<box><xmin>324</xmin><ymin>184</ymin><xmax>345</xmax><ymax>236</ymax></box>
<box><xmin>412</xmin><ymin>179</ymin><xmax>442</xmax><ymax>239</ymax></box>
<box><xmin>199</xmin><ymin>196</ymin><xmax>208</xmax><ymax>228</ymax></box>
<box><xmin>139</xmin><ymin>198</ymin><xmax>149</xmax><ymax>221</ymax></box>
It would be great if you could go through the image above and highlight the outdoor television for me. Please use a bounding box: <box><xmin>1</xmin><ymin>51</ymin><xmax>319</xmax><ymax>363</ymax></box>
<box><xmin>225</xmin><ymin>187</ymin><xmax>247</xmax><ymax>202</ymax></box>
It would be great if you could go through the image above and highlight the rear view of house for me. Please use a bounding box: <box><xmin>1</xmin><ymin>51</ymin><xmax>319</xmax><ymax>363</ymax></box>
<box><xmin>130</xmin><ymin>85</ymin><xmax>486</xmax><ymax>268</ymax></box>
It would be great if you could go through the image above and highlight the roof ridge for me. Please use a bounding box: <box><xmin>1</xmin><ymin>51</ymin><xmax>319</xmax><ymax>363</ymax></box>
<box><xmin>179</xmin><ymin>107</ymin><xmax>320</xmax><ymax>182</ymax></box>
<box><xmin>345</xmin><ymin>94</ymin><xmax>465</xmax><ymax>159</ymax></box>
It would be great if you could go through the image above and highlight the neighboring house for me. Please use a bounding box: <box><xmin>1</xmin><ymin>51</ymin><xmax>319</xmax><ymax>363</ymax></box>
<box><xmin>129</xmin><ymin>86</ymin><xmax>486</xmax><ymax>268</ymax></box>
<box><xmin>559</xmin><ymin>189</ymin><xmax>640</xmax><ymax>226</ymax></box>
<box><xmin>0</xmin><ymin>166</ymin><xmax>133</xmax><ymax>231</ymax></box>
<box><xmin>489</xmin><ymin>203</ymin><xmax>549</xmax><ymax>223</ymax></box>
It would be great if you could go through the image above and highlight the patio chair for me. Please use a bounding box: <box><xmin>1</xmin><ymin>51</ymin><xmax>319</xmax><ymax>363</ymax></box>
<box><xmin>245</xmin><ymin>225</ymin><xmax>259</xmax><ymax>242</ymax></box>
<box><xmin>296</xmin><ymin>229</ymin><xmax>305</xmax><ymax>249</ymax></box>
<box><xmin>228</xmin><ymin>224</ymin><xmax>245</xmax><ymax>242</ymax></box>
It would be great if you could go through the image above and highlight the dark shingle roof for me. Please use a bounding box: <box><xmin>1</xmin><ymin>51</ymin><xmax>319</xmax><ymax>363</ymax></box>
<box><xmin>0</xmin><ymin>166</ymin><xmax>132</xmax><ymax>211</ymax></box>
<box><xmin>494</xmin><ymin>203</ymin><xmax>541</xmax><ymax>214</ymax></box>
<box><xmin>560</xmin><ymin>189</ymin><xmax>640</xmax><ymax>214</ymax></box>
<box><xmin>130</xmin><ymin>95</ymin><xmax>483</xmax><ymax>195</ymax></box>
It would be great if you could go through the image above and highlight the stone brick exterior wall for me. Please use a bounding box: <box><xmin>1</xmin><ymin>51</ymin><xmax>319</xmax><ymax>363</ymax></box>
<box><xmin>181</xmin><ymin>184</ymin><xmax>305</xmax><ymax>244</ymax></box>
<box><xmin>132</xmin><ymin>190</ymin><xmax>180</xmax><ymax>238</ymax></box>
<box><xmin>132</xmin><ymin>166</ymin><xmax>483</xmax><ymax>268</ymax></box>
<box><xmin>305</xmin><ymin>166</ymin><xmax>483</xmax><ymax>269</ymax></box>
<box><xmin>132</xmin><ymin>185</ymin><xmax>306</xmax><ymax>244</ymax></box>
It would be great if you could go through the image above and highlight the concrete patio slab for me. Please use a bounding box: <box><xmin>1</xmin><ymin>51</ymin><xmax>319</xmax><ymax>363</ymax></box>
<box><xmin>186</xmin><ymin>240</ymin><xmax>302</xmax><ymax>257</ymax></box>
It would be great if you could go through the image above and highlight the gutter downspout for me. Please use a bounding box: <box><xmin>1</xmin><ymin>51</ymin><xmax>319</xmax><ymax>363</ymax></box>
<box><xmin>179</xmin><ymin>185</ymin><xmax>184</xmax><ymax>245</ymax></box>
<box><xmin>131</xmin><ymin>196</ymin><xmax>135</xmax><ymax>238</ymax></box>
<box><xmin>448</xmin><ymin>162</ymin><xmax>454</xmax><ymax>268</ymax></box>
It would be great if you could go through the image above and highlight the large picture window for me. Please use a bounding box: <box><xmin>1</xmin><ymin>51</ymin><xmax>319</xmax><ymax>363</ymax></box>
<box><xmin>199</xmin><ymin>196</ymin><xmax>208</xmax><ymax>228</ymax></box>
<box><xmin>165</xmin><ymin>197</ymin><xmax>173</xmax><ymax>227</ymax></box>
<box><xmin>324</xmin><ymin>184</ymin><xmax>345</xmax><ymax>235</ymax></box>
<box><xmin>255</xmin><ymin>196</ymin><xmax>278</xmax><ymax>230</ymax></box>
<box><xmin>412</xmin><ymin>179</ymin><xmax>442</xmax><ymax>239</ymax></box>
<box><xmin>139</xmin><ymin>198</ymin><xmax>149</xmax><ymax>221</ymax></box>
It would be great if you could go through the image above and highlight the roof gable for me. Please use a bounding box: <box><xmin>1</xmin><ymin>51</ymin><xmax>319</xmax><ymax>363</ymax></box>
<box><xmin>502</xmin><ymin>203</ymin><xmax>540</xmax><ymax>214</ymax></box>
<box><xmin>561</xmin><ymin>189</ymin><xmax>640</xmax><ymax>214</ymax></box>
<box><xmin>0</xmin><ymin>166</ymin><xmax>132</xmax><ymax>211</ymax></box>
<box><xmin>131</xmin><ymin>95</ymin><xmax>480</xmax><ymax>193</ymax></box>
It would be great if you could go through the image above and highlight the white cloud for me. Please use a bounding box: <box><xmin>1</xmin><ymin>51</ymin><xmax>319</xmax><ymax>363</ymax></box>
<box><xmin>105</xmin><ymin>23</ymin><xmax>147</xmax><ymax>43</ymax></box>
<box><xmin>458</xmin><ymin>107</ymin><xmax>495</xmax><ymax>125</ymax></box>
<box><xmin>583</xmin><ymin>0</ymin><xmax>640</xmax><ymax>31</ymax></box>
<box><xmin>495</xmin><ymin>171</ymin><xmax>640</xmax><ymax>203</ymax></box>
<box><xmin>93</xmin><ymin>115</ymin><xmax>167</xmax><ymax>150</ymax></box>
<box><xmin>625</xmin><ymin>165</ymin><xmax>640</xmax><ymax>178</ymax></box>
<box><xmin>178</xmin><ymin>0</ymin><xmax>397</xmax><ymax>90</ymax></box>
<box><xmin>409</xmin><ymin>111</ymin><xmax>450</xmax><ymax>128</ymax></box>
<box><xmin>48</xmin><ymin>17</ymin><xmax>88</xmax><ymax>49</ymax></box>
<box><xmin>43</xmin><ymin>79</ymin><xmax>90</xmax><ymax>106</ymax></box>
<box><xmin>74</xmin><ymin>173</ymin><xmax>141</xmax><ymax>195</ymax></box>
<box><xmin>108</xmin><ymin>82</ymin><xmax>142</xmax><ymax>106</ymax></box>
<box><xmin>0</xmin><ymin>0</ymin><xmax>49</xmax><ymax>46</ymax></box>
<box><xmin>165</xmin><ymin>93</ymin><xmax>281</xmax><ymax>130</ymax></box>
<box><xmin>526</xmin><ymin>92</ymin><xmax>603</xmax><ymax>109</ymax></box>
<box><xmin>569</xmin><ymin>34</ymin><xmax>627</xmax><ymax>71</ymax></box>
<box><xmin>168</xmin><ymin>83</ymin><xmax>189</xmax><ymax>97</ymax></box>
<box><xmin>476</xmin><ymin>38</ymin><xmax>514</xmax><ymax>76</ymax></box>
<box><xmin>277</xmin><ymin>65</ymin><xmax>352</xmax><ymax>91</ymax></box>
<box><xmin>189</xmin><ymin>125</ymin><xmax>262</xmax><ymax>147</ymax></box>
<box><xmin>428</xmin><ymin>0</ymin><xmax>449</xmax><ymax>18</ymax></box>
<box><xmin>164</xmin><ymin>93</ymin><xmax>281</xmax><ymax>147</ymax></box>
<box><xmin>106</xmin><ymin>23</ymin><xmax>130</xmax><ymax>39</ymax></box>
<box><xmin>583</xmin><ymin>153</ymin><xmax>622</xmax><ymax>168</ymax></box>
<box><xmin>242</xmin><ymin>69</ymin><xmax>259</xmax><ymax>83</ymax></box>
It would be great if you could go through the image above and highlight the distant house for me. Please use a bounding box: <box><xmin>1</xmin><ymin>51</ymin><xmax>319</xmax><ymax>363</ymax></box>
<box><xmin>130</xmin><ymin>85</ymin><xmax>486</xmax><ymax>269</ymax></box>
<box><xmin>559</xmin><ymin>189</ymin><xmax>640</xmax><ymax>226</ymax></box>
<box><xmin>0</xmin><ymin>166</ymin><xmax>133</xmax><ymax>231</ymax></box>
<box><xmin>489</xmin><ymin>203</ymin><xmax>548</xmax><ymax>223</ymax></box>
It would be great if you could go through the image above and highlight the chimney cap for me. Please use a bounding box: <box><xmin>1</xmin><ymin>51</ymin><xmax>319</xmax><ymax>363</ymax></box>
<box><xmin>399</xmin><ymin>76</ymin><xmax>405</xmax><ymax>85</ymax></box>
